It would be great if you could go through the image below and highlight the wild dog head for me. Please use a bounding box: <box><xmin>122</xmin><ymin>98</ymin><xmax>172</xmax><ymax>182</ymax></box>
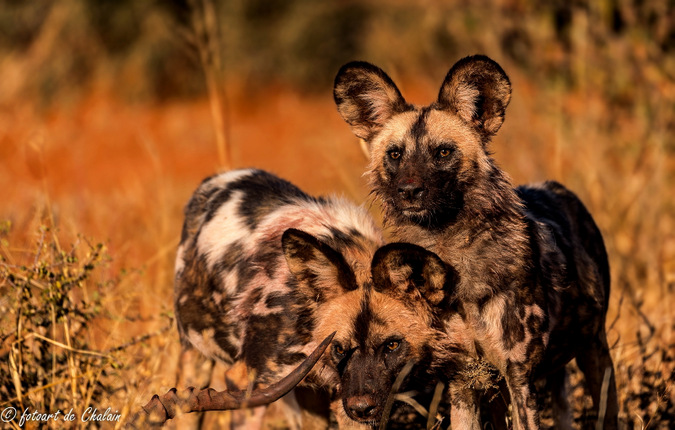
<box><xmin>333</xmin><ymin>56</ymin><xmax>512</xmax><ymax>228</ymax></box>
<box><xmin>282</xmin><ymin>229</ymin><xmax>460</xmax><ymax>426</ymax></box>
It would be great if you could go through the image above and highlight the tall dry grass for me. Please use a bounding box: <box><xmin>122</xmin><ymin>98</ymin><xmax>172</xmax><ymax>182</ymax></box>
<box><xmin>0</xmin><ymin>0</ymin><xmax>673</xmax><ymax>428</ymax></box>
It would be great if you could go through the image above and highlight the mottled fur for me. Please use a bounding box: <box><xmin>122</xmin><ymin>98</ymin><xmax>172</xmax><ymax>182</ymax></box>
<box><xmin>334</xmin><ymin>56</ymin><xmax>618</xmax><ymax>430</ymax></box>
<box><xmin>175</xmin><ymin>169</ymin><xmax>464</xmax><ymax>428</ymax></box>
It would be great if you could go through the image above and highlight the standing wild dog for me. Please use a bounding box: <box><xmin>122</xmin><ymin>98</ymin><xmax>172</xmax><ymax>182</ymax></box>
<box><xmin>334</xmin><ymin>56</ymin><xmax>618</xmax><ymax>430</ymax></box>
<box><xmin>174</xmin><ymin>168</ymin><xmax>465</xmax><ymax>428</ymax></box>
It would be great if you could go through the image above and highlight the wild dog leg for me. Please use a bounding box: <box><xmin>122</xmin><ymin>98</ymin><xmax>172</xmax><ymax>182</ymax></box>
<box><xmin>547</xmin><ymin>367</ymin><xmax>572</xmax><ymax>430</ymax></box>
<box><xmin>505</xmin><ymin>364</ymin><xmax>540</xmax><ymax>430</ymax></box>
<box><xmin>449</xmin><ymin>383</ymin><xmax>480</xmax><ymax>430</ymax></box>
<box><xmin>576</xmin><ymin>331</ymin><xmax>619</xmax><ymax>430</ymax></box>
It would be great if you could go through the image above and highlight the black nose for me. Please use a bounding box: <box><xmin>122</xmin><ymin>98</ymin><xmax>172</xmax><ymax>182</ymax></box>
<box><xmin>346</xmin><ymin>395</ymin><xmax>377</xmax><ymax>420</ymax></box>
<box><xmin>398</xmin><ymin>183</ymin><xmax>425</xmax><ymax>201</ymax></box>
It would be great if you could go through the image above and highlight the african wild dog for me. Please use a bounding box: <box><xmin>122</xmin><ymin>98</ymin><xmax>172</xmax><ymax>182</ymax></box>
<box><xmin>174</xmin><ymin>168</ymin><xmax>464</xmax><ymax>428</ymax></box>
<box><xmin>334</xmin><ymin>56</ymin><xmax>619</xmax><ymax>430</ymax></box>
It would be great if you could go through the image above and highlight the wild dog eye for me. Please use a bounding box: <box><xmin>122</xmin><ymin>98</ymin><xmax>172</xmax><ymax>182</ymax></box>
<box><xmin>385</xmin><ymin>340</ymin><xmax>400</xmax><ymax>352</ymax></box>
<box><xmin>388</xmin><ymin>150</ymin><xmax>401</xmax><ymax>160</ymax></box>
<box><xmin>438</xmin><ymin>148</ymin><xmax>452</xmax><ymax>158</ymax></box>
<box><xmin>333</xmin><ymin>344</ymin><xmax>345</xmax><ymax>357</ymax></box>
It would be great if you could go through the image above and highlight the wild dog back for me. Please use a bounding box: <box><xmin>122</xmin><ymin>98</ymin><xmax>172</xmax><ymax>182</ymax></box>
<box><xmin>174</xmin><ymin>168</ymin><xmax>384</xmax><ymax>384</ymax></box>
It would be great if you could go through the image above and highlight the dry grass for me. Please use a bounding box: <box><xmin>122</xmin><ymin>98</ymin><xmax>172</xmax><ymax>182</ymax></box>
<box><xmin>0</xmin><ymin>90</ymin><xmax>373</xmax><ymax>429</ymax></box>
<box><xmin>1</xmin><ymin>85</ymin><xmax>672</xmax><ymax>429</ymax></box>
<box><xmin>0</xmin><ymin>1</ymin><xmax>673</xmax><ymax>429</ymax></box>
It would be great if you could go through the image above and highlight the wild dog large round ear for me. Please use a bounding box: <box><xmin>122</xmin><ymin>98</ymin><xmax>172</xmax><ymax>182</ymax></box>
<box><xmin>371</xmin><ymin>243</ymin><xmax>457</xmax><ymax>306</ymax></box>
<box><xmin>436</xmin><ymin>55</ymin><xmax>512</xmax><ymax>139</ymax></box>
<box><xmin>333</xmin><ymin>61</ymin><xmax>409</xmax><ymax>145</ymax></box>
<box><xmin>281</xmin><ymin>228</ymin><xmax>358</xmax><ymax>303</ymax></box>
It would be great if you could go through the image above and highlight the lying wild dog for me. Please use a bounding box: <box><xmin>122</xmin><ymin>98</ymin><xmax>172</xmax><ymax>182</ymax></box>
<box><xmin>174</xmin><ymin>168</ymin><xmax>465</xmax><ymax>428</ymax></box>
<box><xmin>334</xmin><ymin>56</ymin><xmax>618</xmax><ymax>430</ymax></box>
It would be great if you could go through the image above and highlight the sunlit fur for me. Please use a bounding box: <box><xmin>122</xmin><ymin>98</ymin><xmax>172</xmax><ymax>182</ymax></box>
<box><xmin>335</xmin><ymin>55</ymin><xmax>619</xmax><ymax>430</ymax></box>
<box><xmin>175</xmin><ymin>168</ymin><xmax>466</xmax><ymax>428</ymax></box>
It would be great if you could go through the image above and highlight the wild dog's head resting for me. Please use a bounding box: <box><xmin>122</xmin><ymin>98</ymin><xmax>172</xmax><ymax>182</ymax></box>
<box><xmin>334</xmin><ymin>55</ymin><xmax>512</xmax><ymax>228</ymax></box>
<box><xmin>282</xmin><ymin>229</ymin><xmax>459</xmax><ymax>425</ymax></box>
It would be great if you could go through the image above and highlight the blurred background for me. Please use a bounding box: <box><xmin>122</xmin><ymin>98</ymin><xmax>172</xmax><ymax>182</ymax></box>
<box><xmin>0</xmin><ymin>0</ymin><xmax>673</xmax><ymax>428</ymax></box>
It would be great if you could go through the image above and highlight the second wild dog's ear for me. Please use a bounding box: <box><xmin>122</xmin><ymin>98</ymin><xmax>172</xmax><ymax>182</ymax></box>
<box><xmin>333</xmin><ymin>61</ymin><xmax>409</xmax><ymax>144</ymax></box>
<box><xmin>282</xmin><ymin>228</ymin><xmax>358</xmax><ymax>303</ymax></box>
<box><xmin>371</xmin><ymin>243</ymin><xmax>458</xmax><ymax>306</ymax></box>
<box><xmin>436</xmin><ymin>55</ymin><xmax>511</xmax><ymax>140</ymax></box>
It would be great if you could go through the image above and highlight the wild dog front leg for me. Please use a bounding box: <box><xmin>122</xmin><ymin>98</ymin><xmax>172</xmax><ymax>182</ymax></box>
<box><xmin>506</xmin><ymin>383</ymin><xmax>539</xmax><ymax>430</ymax></box>
<box><xmin>505</xmin><ymin>364</ymin><xmax>540</xmax><ymax>430</ymax></box>
<box><xmin>448</xmin><ymin>383</ymin><xmax>480</xmax><ymax>430</ymax></box>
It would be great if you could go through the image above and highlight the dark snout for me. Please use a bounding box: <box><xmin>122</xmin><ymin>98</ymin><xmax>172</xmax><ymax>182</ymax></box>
<box><xmin>341</xmin><ymin>354</ymin><xmax>387</xmax><ymax>424</ymax></box>
<box><xmin>397</xmin><ymin>170</ymin><xmax>427</xmax><ymax>201</ymax></box>
<box><xmin>345</xmin><ymin>394</ymin><xmax>378</xmax><ymax>420</ymax></box>
<box><xmin>397</xmin><ymin>182</ymin><xmax>425</xmax><ymax>201</ymax></box>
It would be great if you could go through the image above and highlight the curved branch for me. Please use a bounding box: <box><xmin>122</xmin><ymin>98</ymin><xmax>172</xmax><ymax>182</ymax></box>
<box><xmin>127</xmin><ymin>332</ymin><xmax>335</xmax><ymax>428</ymax></box>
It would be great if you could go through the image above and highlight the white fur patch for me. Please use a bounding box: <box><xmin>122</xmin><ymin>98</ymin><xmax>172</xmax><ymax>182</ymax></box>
<box><xmin>452</xmin><ymin>82</ymin><xmax>479</xmax><ymax>123</ymax></box>
<box><xmin>359</xmin><ymin>84</ymin><xmax>399</xmax><ymax>125</ymax></box>
<box><xmin>220</xmin><ymin>267</ymin><xmax>240</xmax><ymax>297</ymax></box>
<box><xmin>481</xmin><ymin>294</ymin><xmax>506</xmax><ymax>340</ymax></box>
<box><xmin>197</xmin><ymin>189</ymin><xmax>249</xmax><ymax>270</ymax></box>
<box><xmin>204</xmin><ymin>169</ymin><xmax>252</xmax><ymax>191</ymax></box>
<box><xmin>187</xmin><ymin>327</ymin><xmax>232</xmax><ymax>362</ymax></box>
<box><xmin>174</xmin><ymin>244</ymin><xmax>185</xmax><ymax>276</ymax></box>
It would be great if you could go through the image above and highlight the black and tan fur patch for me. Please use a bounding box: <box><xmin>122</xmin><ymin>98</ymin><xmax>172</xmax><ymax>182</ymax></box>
<box><xmin>175</xmin><ymin>169</ymin><xmax>470</xmax><ymax>428</ymax></box>
<box><xmin>335</xmin><ymin>56</ymin><xmax>618</xmax><ymax>430</ymax></box>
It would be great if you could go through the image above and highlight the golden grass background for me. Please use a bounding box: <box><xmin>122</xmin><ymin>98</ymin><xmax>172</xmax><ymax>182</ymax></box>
<box><xmin>0</xmin><ymin>1</ymin><xmax>673</xmax><ymax>428</ymax></box>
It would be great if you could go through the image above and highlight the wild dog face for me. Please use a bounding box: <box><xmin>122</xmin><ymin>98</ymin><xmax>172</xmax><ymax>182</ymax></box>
<box><xmin>333</xmin><ymin>56</ymin><xmax>511</xmax><ymax>227</ymax></box>
<box><xmin>283</xmin><ymin>229</ymin><xmax>459</xmax><ymax>426</ymax></box>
